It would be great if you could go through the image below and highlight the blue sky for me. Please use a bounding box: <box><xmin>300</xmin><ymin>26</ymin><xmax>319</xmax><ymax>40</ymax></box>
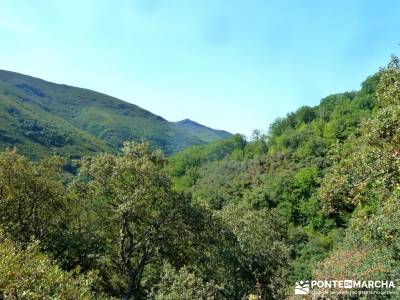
<box><xmin>0</xmin><ymin>0</ymin><xmax>399</xmax><ymax>136</ymax></box>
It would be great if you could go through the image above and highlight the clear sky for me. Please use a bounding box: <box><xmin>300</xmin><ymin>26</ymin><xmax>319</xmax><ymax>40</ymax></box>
<box><xmin>1</xmin><ymin>0</ymin><xmax>399</xmax><ymax>136</ymax></box>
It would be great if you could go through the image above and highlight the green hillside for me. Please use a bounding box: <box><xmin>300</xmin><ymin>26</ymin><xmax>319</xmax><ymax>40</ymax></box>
<box><xmin>0</xmin><ymin>70</ymin><xmax>229</xmax><ymax>158</ymax></box>
<box><xmin>0</xmin><ymin>80</ymin><xmax>113</xmax><ymax>160</ymax></box>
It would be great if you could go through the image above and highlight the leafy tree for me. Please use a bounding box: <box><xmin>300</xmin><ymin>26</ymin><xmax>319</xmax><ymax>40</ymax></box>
<box><xmin>0</xmin><ymin>150</ymin><xmax>65</xmax><ymax>246</ymax></box>
<box><xmin>315</xmin><ymin>57</ymin><xmax>400</xmax><ymax>297</ymax></box>
<box><xmin>218</xmin><ymin>205</ymin><xmax>290</xmax><ymax>299</ymax></box>
<box><xmin>0</xmin><ymin>231</ymin><xmax>100</xmax><ymax>300</ymax></box>
<box><xmin>319</xmin><ymin>56</ymin><xmax>400</xmax><ymax>221</ymax></box>
<box><xmin>70</xmin><ymin>142</ymin><xmax>213</xmax><ymax>299</ymax></box>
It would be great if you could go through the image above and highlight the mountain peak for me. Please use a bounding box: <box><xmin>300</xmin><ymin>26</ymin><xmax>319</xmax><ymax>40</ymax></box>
<box><xmin>176</xmin><ymin>118</ymin><xmax>202</xmax><ymax>126</ymax></box>
<box><xmin>174</xmin><ymin>119</ymin><xmax>232</xmax><ymax>143</ymax></box>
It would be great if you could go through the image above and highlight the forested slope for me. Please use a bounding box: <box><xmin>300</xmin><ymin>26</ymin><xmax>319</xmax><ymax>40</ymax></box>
<box><xmin>167</xmin><ymin>65</ymin><xmax>394</xmax><ymax>287</ymax></box>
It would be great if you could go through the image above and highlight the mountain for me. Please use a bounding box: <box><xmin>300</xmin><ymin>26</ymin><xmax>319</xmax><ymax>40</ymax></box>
<box><xmin>174</xmin><ymin>119</ymin><xmax>232</xmax><ymax>143</ymax></box>
<box><xmin>0</xmin><ymin>70</ymin><xmax>229</xmax><ymax>159</ymax></box>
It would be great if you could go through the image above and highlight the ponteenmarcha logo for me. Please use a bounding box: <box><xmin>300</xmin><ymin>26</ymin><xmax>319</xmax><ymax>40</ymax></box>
<box><xmin>294</xmin><ymin>279</ymin><xmax>396</xmax><ymax>296</ymax></box>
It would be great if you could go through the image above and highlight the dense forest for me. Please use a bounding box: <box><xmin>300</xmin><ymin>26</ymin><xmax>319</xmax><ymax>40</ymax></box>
<box><xmin>1</xmin><ymin>57</ymin><xmax>399</xmax><ymax>299</ymax></box>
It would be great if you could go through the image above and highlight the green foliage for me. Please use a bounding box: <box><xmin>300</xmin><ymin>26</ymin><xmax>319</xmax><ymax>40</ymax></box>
<box><xmin>171</xmin><ymin>134</ymin><xmax>246</xmax><ymax>174</ymax></box>
<box><xmin>218</xmin><ymin>206</ymin><xmax>290</xmax><ymax>298</ymax></box>
<box><xmin>168</xmin><ymin>134</ymin><xmax>246</xmax><ymax>179</ymax></box>
<box><xmin>68</xmin><ymin>142</ymin><xmax>193</xmax><ymax>298</ymax></box>
<box><xmin>0</xmin><ymin>232</ymin><xmax>99</xmax><ymax>300</ymax></box>
<box><xmin>319</xmin><ymin>58</ymin><xmax>400</xmax><ymax>220</ymax></box>
<box><xmin>151</xmin><ymin>263</ymin><xmax>223</xmax><ymax>300</ymax></box>
<box><xmin>63</xmin><ymin>142</ymin><xmax>247</xmax><ymax>299</ymax></box>
<box><xmin>0</xmin><ymin>150</ymin><xmax>66</xmax><ymax>245</ymax></box>
<box><xmin>314</xmin><ymin>57</ymin><xmax>400</xmax><ymax>297</ymax></box>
